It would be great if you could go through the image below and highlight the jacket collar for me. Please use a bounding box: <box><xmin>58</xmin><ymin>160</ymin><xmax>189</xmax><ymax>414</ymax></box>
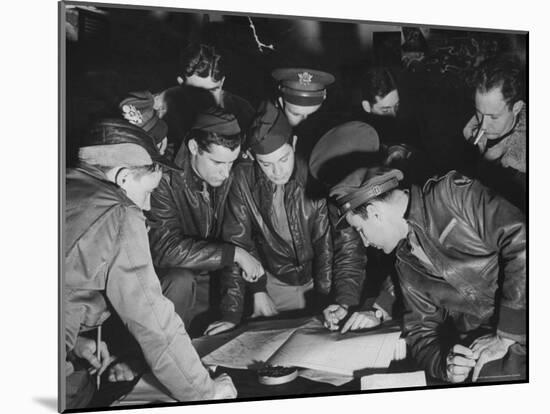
<box><xmin>75</xmin><ymin>162</ymin><xmax>116</xmax><ymax>186</ymax></box>
<box><xmin>173</xmin><ymin>144</ymin><xmax>210</xmax><ymax>191</ymax></box>
<box><xmin>404</xmin><ymin>184</ymin><xmax>426</xmax><ymax>230</ymax></box>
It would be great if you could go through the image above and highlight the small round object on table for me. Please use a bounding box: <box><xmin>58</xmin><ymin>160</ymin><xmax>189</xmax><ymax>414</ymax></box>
<box><xmin>257</xmin><ymin>366</ymin><xmax>298</xmax><ymax>385</ymax></box>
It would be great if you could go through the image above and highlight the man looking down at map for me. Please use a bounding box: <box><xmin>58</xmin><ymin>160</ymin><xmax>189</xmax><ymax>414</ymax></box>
<box><xmin>205</xmin><ymin>101</ymin><xmax>333</xmax><ymax>335</ymax></box>
<box><xmin>329</xmin><ymin>165</ymin><xmax>526</xmax><ymax>383</ymax></box>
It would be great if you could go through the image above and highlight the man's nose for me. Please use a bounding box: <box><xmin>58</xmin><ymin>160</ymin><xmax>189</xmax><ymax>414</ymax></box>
<box><xmin>220</xmin><ymin>164</ymin><xmax>230</xmax><ymax>179</ymax></box>
<box><xmin>142</xmin><ymin>193</ymin><xmax>151</xmax><ymax>211</ymax></box>
<box><xmin>273</xmin><ymin>164</ymin><xmax>283</xmax><ymax>177</ymax></box>
<box><xmin>480</xmin><ymin>115</ymin><xmax>490</xmax><ymax>129</ymax></box>
<box><xmin>211</xmin><ymin>91</ymin><xmax>222</xmax><ymax>106</ymax></box>
<box><xmin>359</xmin><ymin>232</ymin><xmax>369</xmax><ymax>247</ymax></box>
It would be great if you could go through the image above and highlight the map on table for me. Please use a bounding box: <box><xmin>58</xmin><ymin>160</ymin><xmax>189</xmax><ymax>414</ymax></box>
<box><xmin>202</xmin><ymin>318</ymin><xmax>402</xmax><ymax>376</ymax></box>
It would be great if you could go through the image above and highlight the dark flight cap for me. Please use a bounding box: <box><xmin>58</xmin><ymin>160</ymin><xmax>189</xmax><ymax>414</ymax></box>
<box><xmin>330</xmin><ymin>166</ymin><xmax>404</xmax><ymax>225</ymax></box>
<box><xmin>192</xmin><ymin>107</ymin><xmax>241</xmax><ymax>136</ymax></box>
<box><xmin>248</xmin><ymin>101</ymin><xmax>293</xmax><ymax>155</ymax></box>
<box><xmin>272</xmin><ymin>68</ymin><xmax>335</xmax><ymax>107</ymax></box>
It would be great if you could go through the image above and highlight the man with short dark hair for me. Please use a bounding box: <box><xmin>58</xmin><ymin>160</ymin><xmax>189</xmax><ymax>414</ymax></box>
<box><xmin>464</xmin><ymin>55</ymin><xmax>526</xmax><ymax>173</ymax></box>
<box><xmin>177</xmin><ymin>43</ymin><xmax>255</xmax><ymax>133</ymax></box>
<box><xmin>329</xmin><ymin>165</ymin><xmax>526</xmax><ymax>384</ymax></box>
<box><xmin>147</xmin><ymin>107</ymin><xmax>263</xmax><ymax>335</ymax></box>
<box><xmin>361</xmin><ymin>67</ymin><xmax>400</xmax><ymax>118</ymax></box>
<box><xmin>205</xmin><ymin>101</ymin><xmax>333</xmax><ymax>335</ymax></box>
<box><xmin>463</xmin><ymin>55</ymin><xmax>526</xmax><ymax>210</ymax></box>
<box><xmin>64</xmin><ymin>119</ymin><xmax>237</xmax><ymax>409</ymax></box>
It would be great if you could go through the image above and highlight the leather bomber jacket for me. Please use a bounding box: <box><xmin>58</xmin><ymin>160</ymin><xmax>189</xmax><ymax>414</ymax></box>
<box><xmin>219</xmin><ymin>157</ymin><xmax>333</xmax><ymax>323</ymax></box>
<box><xmin>147</xmin><ymin>145</ymin><xmax>236</xmax><ymax>271</ymax></box>
<box><xmin>328</xmin><ymin>202</ymin><xmax>368</xmax><ymax>307</ymax></box>
<box><xmin>397</xmin><ymin>171</ymin><xmax>526</xmax><ymax>380</ymax></box>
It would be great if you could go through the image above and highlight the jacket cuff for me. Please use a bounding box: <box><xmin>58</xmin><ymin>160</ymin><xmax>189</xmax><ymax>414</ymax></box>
<box><xmin>221</xmin><ymin>243</ymin><xmax>236</xmax><ymax>268</ymax></box>
<box><xmin>335</xmin><ymin>291</ymin><xmax>361</xmax><ymax>308</ymax></box>
<box><xmin>497</xmin><ymin>305</ymin><xmax>526</xmax><ymax>339</ymax></box>
<box><xmin>248</xmin><ymin>274</ymin><xmax>267</xmax><ymax>293</ymax></box>
<box><xmin>221</xmin><ymin>311</ymin><xmax>242</xmax><ymax>325</ymax></box>
<box><xmin>497</xmin><ymin>329</ymin><xmax>526</xmax><ymax>345</ymax></box>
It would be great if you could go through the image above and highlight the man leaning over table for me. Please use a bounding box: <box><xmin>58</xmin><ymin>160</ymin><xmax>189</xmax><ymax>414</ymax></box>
<box><xmin>64</xmin><ymin>119</ymin><xmax>237</xmax><ymax>409</ymax></box>
<box><xmin>328</xmin><ymin>164</ymin><xmax>526</xmax><ymax>383</ymax></box>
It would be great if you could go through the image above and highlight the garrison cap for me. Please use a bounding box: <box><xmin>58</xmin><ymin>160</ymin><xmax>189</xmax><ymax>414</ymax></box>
<box><xmin>309</xmin><ymin>121</ymin><xmax>382</xmax><ymax>186</ymax></box>
<box><xmin>272</xmin><ymin>68</ymin><xmax>335</xmax><ymax>107</ymax></box>
<box><xmin>247</xmin><ymin>101</ymin><xmax>293</xmax><ymax>155</ymax></box>
<box><xmin>191</xmin><ymin>107</ymin><xmax>241</xmax><ymax>136</ymax></box>
<box><xmin>329</xmin><ymin>166</ymin><xmax>403</xmax><ymax>225</ymax></box>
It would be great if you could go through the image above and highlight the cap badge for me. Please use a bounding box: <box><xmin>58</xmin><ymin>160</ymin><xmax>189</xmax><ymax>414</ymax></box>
<box><xmin>372</xmin><ymin>185</ymin><xmax>381</xmax><ymax>196</ymax></box>
<box><xmin>122</xmin><ymin>104</ymin><xmax>143</xmax><ymax>126</ymax></box>
<box><xmin>298</xmin><ymin>71</ymin><xmax>313</xmax><ymax>85</ymax></box>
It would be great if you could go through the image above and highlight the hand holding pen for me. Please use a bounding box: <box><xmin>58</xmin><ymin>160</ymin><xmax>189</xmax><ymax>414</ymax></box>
<box><xmin>72</xmin><ymin>328</ymin><xmax>112</xmax><ymax>390</ymax></box>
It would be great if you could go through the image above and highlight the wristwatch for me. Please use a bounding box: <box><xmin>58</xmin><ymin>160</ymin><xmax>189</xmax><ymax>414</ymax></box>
<box><xmin>370</xmin><ymin>308</ymin><xmax>384</xmax><ymax>322</ymax></box>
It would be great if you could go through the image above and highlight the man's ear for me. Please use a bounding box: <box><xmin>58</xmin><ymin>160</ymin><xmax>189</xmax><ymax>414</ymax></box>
<box><xmin>362</xmin><ymin>100</ymin><xmax>372</xmax><ymax>113</ymax></box>
<box><xmin>114</xmin><ymin>167</ymin><xmax>130</xmax><ymax>187</ymax></box>
<box><xmin>512</xmin><ymin>100</ymin><xmax>525</xmax><ymax>117</ymax></box>
<box><xmin>366</xmin><ymin>203</ymin><xmax>382</xmax><ymax>220</ymax></box>
<box><xmin>291</xmin><ymin>135</ymin><xmax>298</xmax><ymax>151</ymax></box>
<box><xmin>188</xmin><ymin>138</ymin><xmax>199</xmax><ymax>156</ymax></box>
<box><xmin>176</xmin><ymin>76</ymin><xmax>184</xmax><ymax>85</ymax></box>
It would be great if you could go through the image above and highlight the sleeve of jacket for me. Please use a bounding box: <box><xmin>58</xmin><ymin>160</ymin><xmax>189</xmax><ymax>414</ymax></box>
<box><xmin>219</xmin><ymin>176</ymin><xmax>264</xmax><ymax>323</ymax></box>
<box><xmin>105</xmin><ymin>206</ymin><xmax>216</xmax><ymax>401</ymax></box>
<box><xmin>310</xmin><ymin>197</ymin><xmax>333</xmax><ymax>295</ymax></box>
<box><xmin>400</xmin><ymin>271</ymin><xmax>448</xmax><ymax>380</ymax></box>
<box><xmin>448</xmin><ymin>173</ymin><xmax>526</xmax><ymax>343</ymax></box>
<box><xmin>328</xmin><ymin>202</ymin><xmax>367</xmax><ymax>307</ymax></box>
<box><xmin>148</xmin><ymin>175</ymin><xmax>235</xmax><ymax>271</ymax></box>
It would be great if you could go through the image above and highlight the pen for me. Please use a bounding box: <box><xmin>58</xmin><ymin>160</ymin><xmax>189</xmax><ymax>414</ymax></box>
<box><xmin>96</xmin><ymin>325</ymin><xmax>102</xmax><ymax>390</ymax></box>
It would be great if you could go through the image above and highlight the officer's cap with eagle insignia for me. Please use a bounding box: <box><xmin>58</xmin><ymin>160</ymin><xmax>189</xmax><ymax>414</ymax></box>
<box><xmin>272</xmin><ymin>68</ymin><xmax>335</xmax><ymax>106</ymax></box>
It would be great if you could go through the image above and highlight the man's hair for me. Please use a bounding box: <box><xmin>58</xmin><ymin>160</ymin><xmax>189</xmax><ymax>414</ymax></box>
<box><xmin>188</xmin><ymin>129</ymin><xmax>241</xmax><ymax>153</ymax></box>
<box><xmin>472</xmin><ymin>55</ymin><xmax>525</xmax><ymax>109</ymax></box>
<box><xmin>179</xmin><ymin>43</ymin><xmax>225</xmax><ymax>82</ymax></box>
<box><xmin>360</xmin><ymin>67</ymin><xmax>398</xmax><ymax>104</ymax></box>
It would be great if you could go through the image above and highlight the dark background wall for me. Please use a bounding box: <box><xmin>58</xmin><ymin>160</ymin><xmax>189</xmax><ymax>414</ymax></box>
<box><xmin>65</xmin><ymin>4</ymin><xmax>527</xmax><ymax>171</ymax></box>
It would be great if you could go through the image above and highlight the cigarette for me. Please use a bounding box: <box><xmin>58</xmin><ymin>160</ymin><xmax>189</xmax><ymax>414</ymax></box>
<box><xmin>96</xmin><ymin>325</ymin><xmax>102</xmax><ymax>390</ymax></box>
<box><xmin>473</xmin><ymin>128</ymin><xmax>485</xmax><ymax>145</ymax></box>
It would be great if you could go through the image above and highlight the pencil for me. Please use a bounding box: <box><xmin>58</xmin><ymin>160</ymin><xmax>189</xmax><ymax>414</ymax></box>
<box><xmin>96</xmin><ymin>325</ymin><xmax>102</xmax><ymax>390</ymax></box>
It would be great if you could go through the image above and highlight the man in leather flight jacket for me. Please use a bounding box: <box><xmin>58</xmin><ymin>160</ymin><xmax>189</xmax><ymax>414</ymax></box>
<box><xmin>330</xmin><ymin>165</ymin><xmax>526</xmax><ymax>384</ymax></box>
<box><xmin>147</xmin><ymin>108</ymin><xmax>263</xmax><ymax>335</ymax></box>
<box><xmin>205</xmin><ymin>101</ymin><xmax>333</xmax><ymax>335</ymax></box>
